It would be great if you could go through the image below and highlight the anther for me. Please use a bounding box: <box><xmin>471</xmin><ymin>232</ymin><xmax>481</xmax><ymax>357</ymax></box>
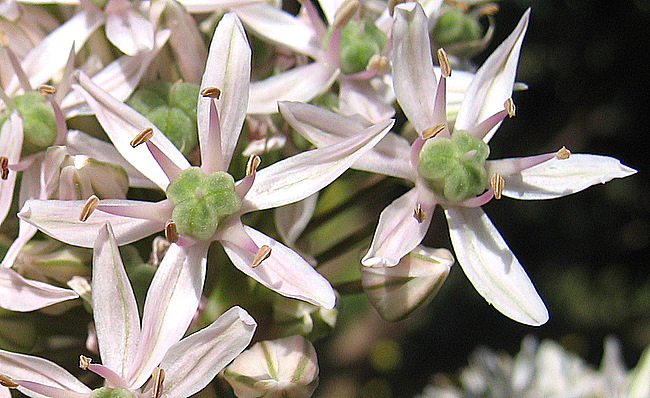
<box><xmin>413</xmin><ymin>204</ymin><xmax>426</xmax><ymax>223</ymax></box>
<box><xmin>252</xmin><ymin>245</ymin><xmax>272</xmax><ymax>267</ymax></box>
<box><xmin>557</xmin><ymin>146</ymin><xmax>571</xmax><ymax>159</ymax></box>
<box><xmin>333</xmin><ymin>0</ymin><xmax>360</xmax><ymax>29</ymax></box>
<box><xmin>437</xmin><ymin>49</ymin><xmax>451</xmax><ymax>78</ymax></box>
<box><xmin>0</xmin><ymin>374</ymin><xmax>18</xmax><ymax>388</ymax></box>
<box><xmin>200</xmin><ymin>87</ymin><xmax>221</xmax><ymax>99</ymax></box>
<box><xmin>490</xmin><ymin>174</ymin><xmax>505</xmax><ymax>199</ymax></box>
<box><xmin>79</xmin><ymin>195</ymin><xmax>99</xmax><ymax>222</ymax></box>
<box><xmin>246</xmin><ymin>155</ymin><xmax>261</xmax><ymax>176</ymax></box>
<box><xmin>0</xmin><ymin>30</ymin><xmax>8</xmax><ymax>48</ymax></box>
<box><xmin>1</xmin><ymin>156</ymin><xmax>9</xmax><ymax>180</ymax></box>
<box><xmin>152</xmin><ymin>367</ymin><xmax>165</xmax><ymax>398</ymax></box>
<box><xmin>38</xmin><ymin>84</ymin><xmax>56</xmax><ymax>95</ymax></box>
<box><xmin>165</xmin><ymin>220</ymin><xmax>179</xmax><ymax>243</ymax></box>
<box><xmin>130</xmin><ymin>127</ymin><xmax>154</xmax><ymax>147</ymax></box>
<box><xmin>505</xmin><ymin>98</ymin><xmax>516</xmax><ymax>118</ymax></box>
<box><xmin>79</xmin><ymin>355</ymin><xmax>92</xmax><ymax>370</ymax></box>
<box><xmin>422</xmin><ymin>123</ymin><xmax>445</xmax><ymax>140</ymax></box>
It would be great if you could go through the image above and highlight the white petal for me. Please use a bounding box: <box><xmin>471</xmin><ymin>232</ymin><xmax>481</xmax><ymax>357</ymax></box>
<box><xmin>92</xmin><ymin>223</ymin><xmax>141</xmax><ymax>380</ymax></box>
<box><xmin>163</xmin><ymin>2</ymin><xmax>206</xmax><ymax>84</ymax></box>
<box><xmin>198</xmin><ymin>12</ymin><xmax>250</xmax><ymax>173</ymax></box>
<box><xmin>1</xmin><ymin>219</ymin><xmax>37</xmax><ymax>269</ymax></box>
<box><xmin>128</xmin><ymin>243</ymin><xmax>209</xmax><ymax>388</ymax></box>
<box><xmin>241</xmin><ymin>119</ymin><xmax>393</xmax><ymax>212</ymax></box>
<box><xmin>362</xmin><ymin>188</ymin><xmax>434</xmax><ymax>267</ymax></box>
<box><xmin>392</xmin><ymin>2</ymin><xmax>438</xmax><ymax>134</ymax></box>
<box><xmin>454</xmin><ymin>9</ymin><xmax>530</xmax><ymax>141</ymax></box>
<box><xmin>629</xmin><ymin>344</ymin><xmax>650</xmax><ymax>397</ymax></box>
<box><xmin>248</xmin><ymin>62</ymin><xmax>339</xmax><ymax>115</ymax></box>
<box><xmin>158</xmin><ymin>307</ymin><xmax>256</xmax><ymax>398</ymax></box>
<box><xmin>177</xmin><ymin>0</ymin><xmax>266</xmax><ymax>13</ymax></box>
<box><xmin>105</xmin><ymin>9</ymin><xmax>154</xmax><ymax>56</ymax></box>
<box><xmin>221</xmin><ymin>225</ymin><xmax>336</xmax><ymax>309</ymax></box>
<box><xmin>0</xmin><ymin>268</ymin><xmax>78</xmax><ymax>311</ymax></box>
<box><xmin>501</xmin><ymin>154</ymin><xmax>637</xmax><ymax>200</ymax></box>
<box><xmin>339</xmin><ymin>78</ymin><xmax>395</xmax><ymax>124</ymax></box>
<box><xmin>0</xmin><ymin>112</ymin><xmax>23</xmax><ymax>225</ymax></box>
<box><xmin>274</xmin><ymin>193</ymin><xmax>318</xmax><ymax>247</ymax></box>
<box><xmin>445</xmin><ymin>206</ymin><xmax>549</xmax><ymax>326</ymax></box>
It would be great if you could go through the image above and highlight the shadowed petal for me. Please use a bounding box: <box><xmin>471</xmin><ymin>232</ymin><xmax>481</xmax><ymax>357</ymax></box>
<box><xmin>0</xmin><ymin>268</ymin><xmax>78</xmax><ymax>311</ymax></box>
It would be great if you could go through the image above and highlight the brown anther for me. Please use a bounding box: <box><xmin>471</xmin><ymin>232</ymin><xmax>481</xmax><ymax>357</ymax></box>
<box><xmin>490</xmin><ymin>174</ymin><xmax>505</xmax><ymax>200</ymax></box>
<box><xmin>422</xmin><ymin>123</ymin><xmax>446</xmax><ymax>140</ymax></box>
<box><xmin>333</xmin><ymin>0</ymin><xmax>360</xmax><ymax>29</ymax></box>
<box><xmin>388</xmin><ymin>0</ymin><xmax>409</xmax><ymax>16</ymax></box>
<box><xmin>413</xmin><ymin>204</ymin><xmax>426</xmax><ymax>223</ymax></box>
<box><xmin>200</xmin><ymin>87</ymin><xmax>221</xmax><ymax>99</ymax></box>
<box><xmin>557</xmin><ymin>146</ymin><xmax>571</xmax><ymax>159</ymax></box>
<box><xmin>246</xmin><ymin>155</ymin><xmax>261</xmax><ymax>176</ymax></box>
<box><xmin>437</xmin><ymin>48</ymin><xmax>451</xmax><ymax>78</ymax></box>
<box><xmin>79</xmin><ymin>355</ymin><xmax>92</xmax><ymax>370</ymax></box>
<box><xmin>152</xmin><ymin>367</ymin><xmax>165</xmax><ymax>398</ymax></box>
<box><xmin>475</xmin><ymin>3</ymin><xmax>499</xmax><ymax>16</ymax></box>
<box><xmin>130</xmin><ymin>128</ymin><xmax>154</xmax><ymax>147</ymax></box>
<box><xmin>1</xmin><ymin>156</ymin><xmax>8</xmax><ymax>180</ymax></box>
<box><xmin>79</xmin><ymin>195</ymin><xmax>99</xmax><ymax>222</ymax></box>
<box><xmin>366</xmin><ymin>54</ymin><xmax>390</xmax><ymax>76</ymax></box>
<box><xmin>0</xmin><ymin>30</ymin><xmax>8</xmax><ymax>48</ymax></box>
<box><xmin>252</xmin><ymin>245</ymin><xmax>272</xmax><ymax>267</ymax></box>
<box><xmin>0</xmin><ymin>375</ymin><xmax>18</xmax><ymax>388</ymax></box>
<box><xmin>505</xmin><ymin>98</ymin><xmax>516</xmax><ymax>118</ymax></box>
<box><xmin>164</xmin><ymin>220</ymin><xmax>179</xmax><ymax>243</ymax></box>
<box><xmin>38</xmin><ymin>84</ymin><xmax>56</xmax><ymax>95</ymax></box>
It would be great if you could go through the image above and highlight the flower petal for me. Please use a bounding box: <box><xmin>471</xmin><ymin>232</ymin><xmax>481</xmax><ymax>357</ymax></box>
<box><xmin>241</xmin><ymin>118</ymin><xmax>394</xmax><ymax>212</ymax></box>
<box><xmin>0</xmin><ymin>267</ymin><xmax>78</xmax><ymax>311</ymax></box>
<box><xmin>445</xmin><ymin>206</ymin><xmax>549</xmax><ymax>326</ymax></box>
<box><xmin>362</xmin><ymin>187</ymin><xmax>435</xmax><ymax>267</ymax></box>
<box><xmin>105</xmin><ymin>7</ymin><xmax>154</xmax><ymax>56</ymax></box>
<box><xmin>274</xmin><ymin>193</ymin><xmax>318</xmax><ymax>247</ymax></box>
<box><xmin>92</xmin><ymin>223</ymin><xmax>141</xmax><ymax>381</ymax></box>
<box><xmin>158</xmin><ymin>306</ymin><xmax>256</xmax><ymax>398</ymax></box>
<box><xmin>500</xmin><ymin>154</ymin><xmax>637</xmax><ymax>200</ymax></box>
<box><xmin>0</xmin><ymin>112</ymin><xmax>23</xmax><ymax>226</ymax></box>
<box><xmin>339</xmin><ymin>78</ymin><xmax>395</xmax><ymax>123</ymax></box>
<box><xmin>0</xmin><ymin>220</ymin><xmax>37</xmax><ymax>269</ymax></box>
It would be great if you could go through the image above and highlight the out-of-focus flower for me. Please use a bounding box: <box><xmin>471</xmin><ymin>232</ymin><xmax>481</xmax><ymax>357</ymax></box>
<box><xmin>0</xmin><ymin>222</ymin><xmax>256</xmax><ymax>398</ymax></box>
<box><xmin>223</xmin><ymin>335</ymin><xmax>319</xmax><ymax>398</ymax></box>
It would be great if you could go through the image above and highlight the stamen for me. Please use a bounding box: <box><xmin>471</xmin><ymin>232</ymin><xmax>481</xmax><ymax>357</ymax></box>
<box><xmin>79</xmin><ymin>355</ymin><xmax>92</xmax><ymax>370</ymax></box>
<box><xmin>0</xmin><ymin>30</ymin><xmax>8</xmax><ymax>47</ymax></box>
<box><xmin>0</xmin><ymin>374</ymin><xmax>18</xmax><ymax>388</ymax></box>
<box><xmin>388</xmin><ymin>0</ymin><xmax>409</xmax><ymax>16</ymax></box>
<box><xmin>252</xmin><ymin>245</ymin><xmax>272</xmax><ymax>267</ymax></box>
<box><xmin>246</xmin><ymin>155</ymin><xmax>261</xmax><ymax>176</ymax></box>
<box><xmin>474</xmin><ymin>3</ymin><xmax>499</xmax><ymax>16</ymax></box>
<box><xmin>557</xmin><ymin>146</ymin><xmax>571</xmax><ymax>159</ymax></box>
<box><xmin>1</xmin><ymin>156</ymin><xmax>9</xmax><ymax>180</ymax></box>
<box><xmin>79</xmin><ymin>195</ymin><xmax>99</xmax><ymax>222</ymax></box>
<box><xmin>490</xmin><ymin>174</ymin><xmax>505</xmax><ymax>200</ymax></box>
<box><xmin>505</xmin><ymin>98</ymin><xmax>516</xmax><ymax>118</ymax></box>
<box><xmin>437</xmin><ymin>49</ymin><xmax>451</xmax><ymax>78</ymax></box>
<box><xmin>422</xmin><ymin>123</ymin><xmax>446</xmax><ymax>140</ymax></box>
<box><xmin>38</xmin><ymin>84</ymin><xmax>56</xmax><ymax>95</ymax></box>
<box><xmin>200</xmin><ymin>87</ymin><xmax>221</xmax><ymax>99</ymax></box>
<box><xmin>366</xmin><ymin>54</ymin><xmax>390</xmax><ymax>76</ymax></box>
<box><xmin>413</xmin><ymin>204</ymin><xmax>426</xmax><ymax>223</ymax></box>
<box><xmin>130</xmin><ymin>128</ymin><xmax>154</xmax><ymax>147</ymax></box>
<box><xmin>333</xmin><ymin>0</ymin><xmax>360</xmax><ymax>29</ymax></box>
<box><xmin>152</xmin><ymin>367</ymin><xmax>165</xmax><ymax>398</ymax></box>
<box><xmin>165</xmin><ymin>220</ymin><xmax>179</xmax><ymax>244</ymax></box>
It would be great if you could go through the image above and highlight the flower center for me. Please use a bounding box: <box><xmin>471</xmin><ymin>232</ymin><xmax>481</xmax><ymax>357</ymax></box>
<box><xmin>418</xmin><ymin>130</ymin><xmax>489</xmax><ymax>203</ymax></box>
<box><xmin>165</xmin><ymin>167</ymin><xmax>242</xmax><ymax>240</ymax></box>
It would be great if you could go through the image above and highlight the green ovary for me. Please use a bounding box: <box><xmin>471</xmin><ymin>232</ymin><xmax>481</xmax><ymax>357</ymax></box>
<box><xmin>339</xmin><ymin>20</ymin><xmax>387</xmax><ymax>74</ymax></box>
<box><xmin>0</xmin><ymin>91</ymin><xmax>58</xmax><ymax>157</ymax></box>
<box><xmin>418</xmin><ymin>130</ymin><xmax>489</xmax><ymax>203</ymax></box>
<box><xmin>166</xmin><ymin>167</ymin><xmax>242</xmax><ymax>241</ymax></box>
<box><xmin>90</xmin><ymin>387</ymin><xmax>136</xmax><ymax>398</ymax></box>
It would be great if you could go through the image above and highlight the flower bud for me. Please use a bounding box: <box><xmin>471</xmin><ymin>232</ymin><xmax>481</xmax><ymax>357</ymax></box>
<box><xmin>223</xmin><ymin>335</ymin><xmax>319</xmax><ymax>398</ymax></box>
<box><xmin>61</xmin><ymin>154</ymin><xmax>130</xmax><ymax>200</ymax></box>
<box><xmin>273</xmin><ymin>296</ymin><xmax>337</xmax><ymax>341</ymax></box>
<box><xmin>361</xmin><ymin>246</ymin><xmax>453</xmax><ymax>321</ymax></box>
<box><xmin>340</xmin><ymin>20</ymin><xmax>388</xmax><ymax>74</ymax></box>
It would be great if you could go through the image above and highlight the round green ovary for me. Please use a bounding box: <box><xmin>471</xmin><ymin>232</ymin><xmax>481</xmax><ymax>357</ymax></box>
<box><xmin>0</xmin><ymin>91</ymin><xmax>58</xmax><ymax>157</ymax></box>
<box><xmin>90</xmin><ymin>387</ymin><xmax>136</xmax><ymax>398</ymax></box>
<box><xmin>432</xmin><ymin>7</ymin><xmax>483</xmax><ymax>47</ymax></box>
<box><xmin>166</xmin><ymin>167</ymin><xmax>242</xmax><ymax>241</ymax></box>
<box><xmin>339</xmin><ymin>20</ymin><xmax>387</xmax><ymax>74</ymax></box>
<box><xmin>418</xmin><ymin>130</ymin><xmax>489</xmax><ymax>203</ymax></box>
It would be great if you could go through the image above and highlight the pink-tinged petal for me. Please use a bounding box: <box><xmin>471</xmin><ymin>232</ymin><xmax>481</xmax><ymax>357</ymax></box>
<box><xmin>274</xmin><ymin>193</ymin><xmax>318</xmax><ymax>247</ymax></box>
<box><xmin>128</xmin><ymin>242</ymin><xmax>209</xmax><ymax>389</ymax></box>
<box><xmin>339</xmin><ymin>78</ymin><xmax>395</xmax><ymax>123</ymax></box>
<box><xmin>445</xmin><ymin>206</ymin><xmax>549</xmax><ymax>326</ymax></box>
<box><xmin>498</xmin><ymin>154</ymin><xmax>637</xmax><ymax>200</ymax></box>
<box><xmin>279</xmin><ymin>102</ymin><xmax>414</xmax><ymax>180</ymax></box>
<box><xmin>73</xmin><ymin>71</ymin><xmax>190</xmax><ymax>190</ymax></box>
<box><xmin>241</xmin><ymin>119</ymin><xmax>394</xmax><ymax>212</ymax></box>
<box><xmin>0</xmin><ymin>112</ymin><xmax>23</xmax><ymax>225</ymax></box>
<box><xmin>0</xmin><ymin>267</ymin><xmax>78</xmax><ymax>311</ymax></box>
<box><xmin>392</xmin><ymin>2</ymin><xmax>438</xmax><ymax>135</ymax></box>
<box><xmin>362</xmin><ymin>187</ymin><xmax>436</xmax><ymax>267</ymax></box>
<box><xmin>162</xmin><ymin>1</ymin><xmax>206</xmax><ymax>84</ymax></box>
<box><xmin>92</xmin><ymin>223</ymin><xmax>141</xmax><ymax>381</ymax></box>
<box><xmin>61</xmin><ymin>30</ymin><xmax>171</xmax><ymax>118</ymax></box>
<box><xmin>198</xmin><ymin>12</ymin><xmax>250</xmax><ymax>173</ymax></box>
<box><xmin>18</xmin><ymin>199</ymin><xmax>164</xmax><ymax>248</ymax></box>
<box><xmin>176</xmin><ymin>0</ymin><xmax>266</xmax><ymax>13</ymax></box>
<box><xmin>248</xmin><ymin>62</ymin><xmax>340</xmax><ymax>115</ymax></box>
<box><xmin>220</xmin><ymin>225</ymin><xmax>336</xmax><ymax>309</ymax></box>
<box><xmin>235</xmin><ymin>3</ymin><xmax>321</xmax><ymax>58</ymax></box>
<box><xmin>105</xmin><ymin>6</ymin><xmax>154</xmax><ymax>56</ymax></box>
<box><xmin>317</xmin><ymin>0</ymin><xmax>343</xmax><ymax>25</ymax></box>
<box><xmin>0</xmin><ymin>220</ymin><xmax>37</xmax><ymax>269</ymax></box>
<box><xmin>453</xmin><ymin>9</ymin><xmax>530</xmax><ymax>142</ymax></box>
<box><xmin>0</xmin><ymin>349</ymin><xmax>91</xmax><ymax>395</ymax></box>
<box><xmin>157</xmin><ymin>306</ymin><xmax>256</xmax><ymax>398</ymax></box>
<box><xmin>4</xmin><ymin>10</ymin><xmax>104</xmax><ymax>96</ymax></box>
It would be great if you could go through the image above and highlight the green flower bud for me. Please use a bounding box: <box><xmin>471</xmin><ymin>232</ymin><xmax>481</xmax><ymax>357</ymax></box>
<box><xmin>273</xmin><ymin>295</ymin><xmax>337</xmax><ymax>341</ymax></box>
<box><xmin>166</xmin><ymin>167</ymin><xmax>241</xmax><ymax>241</ymax></box>
<box><xmin>418</xmin><ymin>130</ymin><xmax>489</xmax><ymax>203</ymax></box>
<box><xmin>90</xmin><ymin>387</ymin><xmax>136</xmax><ymax>398</ymax></box>
<box><xmin>0</xmin><ymin>91</ymin><xmax>57</xmax><ymax>157</ymax></box>
<box><xmin>432</xmin><ymin>7</ymin><xmax>483</xmax><ymax>48</ymax></box>
<box><xmin>339</xmin><ymin>20</ymin><xmax>387</xmax><ymax>74</ymax></box>
<box><xmin>127</xmin><ymin>81</ymin><xmax>200</xmax><ymax>155</ymax></box>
